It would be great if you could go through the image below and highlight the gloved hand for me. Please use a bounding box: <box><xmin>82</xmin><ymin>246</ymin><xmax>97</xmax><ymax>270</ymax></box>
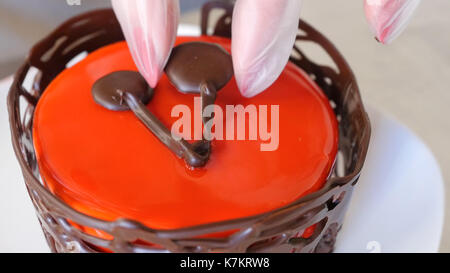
<box><xmin>111</xmin><ymin>0</ymin><xmax>180</xmax><ymax>88</ymax></box>
<box><xmin>112</xmin><ymin>0</ymin><xmax>420</xmax><ymax>98</ymax></box>
<box><xmin>231</xmin><ymin>0</ymin><xmax>302</xmax><ymax>98</ymax></box>
<box><xmin>364</xmin><ymin>0</ymin><xmax>421</xmax><ymax>44</ymax></box>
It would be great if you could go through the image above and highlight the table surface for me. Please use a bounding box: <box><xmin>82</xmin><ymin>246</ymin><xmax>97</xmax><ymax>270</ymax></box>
<box><xmin>0</xmin><ymin>0</ymin><xmax>449</xmax><ymax>252</ymax></box>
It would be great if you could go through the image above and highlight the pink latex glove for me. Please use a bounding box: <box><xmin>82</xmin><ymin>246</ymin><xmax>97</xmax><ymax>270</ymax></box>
<box><xmin>232</xmin><ymin>0</ymin><xmax>302</xmax><ymax>98</ymax></box>
<box><xmin>112</xmin><ymin>0</ymin><xmax>419</xmax><ymax>97</ymax></box>
<box><xmin>364</xmin><ymin>0</ymin><xmax>421</xmax><ymax>44</ymax></box>
<box><xmin>111</xmin><ymin>0</ymin><xmax>180</xmax><ymax>88</ymax></box>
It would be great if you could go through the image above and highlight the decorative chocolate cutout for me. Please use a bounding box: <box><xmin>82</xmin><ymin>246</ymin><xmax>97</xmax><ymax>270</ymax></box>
<box><xmin>92</xmin><ymin>71</ymin><xmax>210</xmax><ymax>168</ymax></box>
<box><xmin>91</xmin><ymin>42</ymin><xmax>234</xmax><ymax>168</ymax></box>
<box><xmin>165</xmin><ymin>42</ymin><xmax>233</xmax><ymax>94</ymax></box>
<box><xmin>8</xmin><ymin>5</ymin><xmax>371</xmax><ymax>254</ymax></box>
<box><xmin>165</xmin><ymin>42</ymin><xmax>233</xmax><ymax>124</ymax></box>
<box><xmin>92</xmin><ymin>71</ymin><xmax>153</xmax><ymax>111</ymax></box>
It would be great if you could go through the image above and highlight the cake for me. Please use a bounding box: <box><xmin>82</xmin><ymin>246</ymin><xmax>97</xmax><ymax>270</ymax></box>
<box><xmin>8</xmin><ymin>2</ymin><xmax>370</xmax><ymax>253</ymax></box>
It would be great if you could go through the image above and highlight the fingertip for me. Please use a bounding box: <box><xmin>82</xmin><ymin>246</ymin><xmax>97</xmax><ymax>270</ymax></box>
<box><xmin>235</xmin><ymin>71</ymin><xmax>269</xmax><ymax>98</ymax></box>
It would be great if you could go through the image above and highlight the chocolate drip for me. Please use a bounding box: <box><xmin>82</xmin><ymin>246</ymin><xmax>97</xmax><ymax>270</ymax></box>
<box><xmin>92</xmin><ymin>71</ymin><xmax>210</xmax><ymax>168</ymax></box>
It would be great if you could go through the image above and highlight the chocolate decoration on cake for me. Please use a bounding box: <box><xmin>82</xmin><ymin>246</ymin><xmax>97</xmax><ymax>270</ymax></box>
<box><xmin>92</xmin><ymin>71</ymin><xmax>211</xmax><ymax>168</ymax></box>
<box><xmin>8</xmin><ymin>2</ymin><xmax>371</xmax><ymax>254</ymax></box>
<box><xmin>165</xmin><ymin>42</ymin><xmax>233</xmax><ymax>95</ymax></box>
<box><xmin>165</xmin><ymin>41</ymin><xmax>233</xmax><ymax>126</ymax></box>
<box><xmin>92</xmin><ymin>71</ymin><xmax>153</xmax><ymax>111</ymax></box>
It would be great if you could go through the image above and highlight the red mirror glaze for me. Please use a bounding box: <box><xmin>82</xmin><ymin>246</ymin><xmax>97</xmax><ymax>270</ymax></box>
<box><xmin>33</xmin><ymin>36</ymin><xmax>338</xmax><ymax>230</ymax></box>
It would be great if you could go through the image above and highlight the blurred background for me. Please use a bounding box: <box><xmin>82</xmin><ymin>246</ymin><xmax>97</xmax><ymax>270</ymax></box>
<box><xmin>0</xmin><ymin>0</ymin><xmax>212</xmax><ymax>76</ymax></box>
<box><xmin>0</xmin><ymin>0</ymin><xmax>448</xmax><ymax>251</ymax></box>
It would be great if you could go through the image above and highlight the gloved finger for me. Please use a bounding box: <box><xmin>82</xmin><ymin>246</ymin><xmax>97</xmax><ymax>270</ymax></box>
<box><xmin>112</xmin><ymin>0</ymin><xmax>180</xmax><ymax>88</ymax></box>
<box><xmin>232</xmin><ymin>0</ymin><xmax>302</xmax><ymax>98</ymax></box>
<box><xmin>364</xmin><ymin>0</ymin><xmax>421</xmax><ymax>44</ymax></box>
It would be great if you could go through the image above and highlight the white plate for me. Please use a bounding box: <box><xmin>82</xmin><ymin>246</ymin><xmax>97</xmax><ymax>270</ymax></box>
<box><xmin>0</xmin><ymin>24</ymin><xmax>444</xmax><ymax>253</ymax></box>
<box><xmin>335</xmin><ymin>106</ymin><xmax>445</xmax><ymax>253</ymax></box>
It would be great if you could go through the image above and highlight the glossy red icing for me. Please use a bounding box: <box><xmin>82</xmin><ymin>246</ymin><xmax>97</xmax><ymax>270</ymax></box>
<box><xmin>33</xmin><ymin>36</ymin><xmax>338</xmax><ymax>229</ymax></box>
